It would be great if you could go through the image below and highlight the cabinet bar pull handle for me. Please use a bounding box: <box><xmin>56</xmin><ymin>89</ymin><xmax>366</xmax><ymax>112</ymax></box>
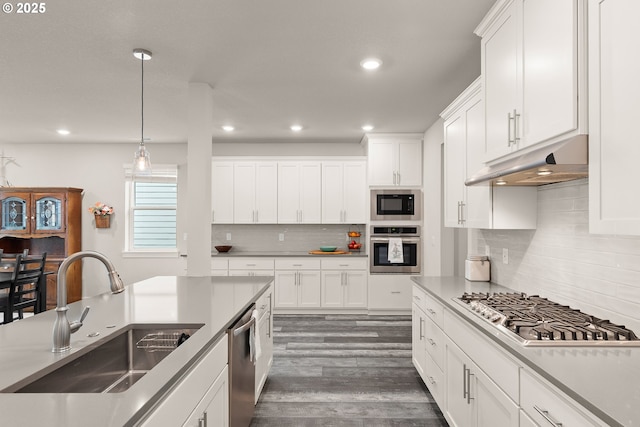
<box><xmin>427</xmin><ymin>376</ymin><xmax>436</xmax><ymax>385</ymax></box>
<box><xmin>427</xmin><ymin>338</ymin><xmax>436</xmax><ymax>346</ymax></box>
<box><xmin>427</xmin><ymin>308</ymin><xmax>436</xmax><ymax>315</ymax></box>
<box><xmin>507</xmin><ymin>112</ymin><xmax>514</xmax><ymax>146</ymax></box>
<box><xmin>514</xmin><ymin>110</ymin><xmax>521</xmax><ymax>142</ymax></box>
<box><xmin>396</xmin><ymin>171</ymin><xmax>400</xmax><ymax>185</ymax></box>
<box><xmin>460</xmin><ymin>201</ymin><xmax>465</xmax><ymax>224</ymax></box>
<box><xmin>463</xmin><ymin>364</ymin><xmax>468</xmax><ymax>400</ymax></box>
<box><xmin>533</xmin><ymin>406</ymin><xmax>563</xmax><ymax>427</ymax></box>
<box><xmin>293</xmin><ymin>264</ymin><xmax>303</xmax><ymax>267</ymax></box>
<box><xmin>413</xmin><ymin>295</ymin><xmax>421</xmax><ymax>300</ymax></box>
<box><xmin>466</xmin><ymin>368</ymin><xmax>474</xmax><ymax>404</ymax></box>
<box><xmin>391</xmin><ymin>291</ymin><xmax>401</xmax><ymax>294</ymax></box>
<box><xmin>419</xmin><ymin>317</ymin><xmax>424</xmax><ymax>340</ymax></box>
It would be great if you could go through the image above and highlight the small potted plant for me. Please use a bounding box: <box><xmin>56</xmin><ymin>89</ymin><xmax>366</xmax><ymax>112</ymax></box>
<box><xmin>88</xmin><ymin>202</ymin><xmax>114</xmax><ymax>228</ymax></box>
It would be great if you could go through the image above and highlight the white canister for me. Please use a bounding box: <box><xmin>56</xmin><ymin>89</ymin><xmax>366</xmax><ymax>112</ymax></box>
<box><xmin>465</xmin><ymin>255</ymin><xmax>490</xmax><ymax>282</ymax></box>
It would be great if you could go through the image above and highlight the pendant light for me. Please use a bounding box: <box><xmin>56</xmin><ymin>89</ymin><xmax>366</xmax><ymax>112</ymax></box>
<box><xmin>133</xmin><ymin>48</ymin><xmax>152</xmax><ymax>174</ymax></box>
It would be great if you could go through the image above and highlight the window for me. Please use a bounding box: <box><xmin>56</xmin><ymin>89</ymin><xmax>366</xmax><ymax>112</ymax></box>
<box><xmin>125</xmin><ymin>165</ymin><xmax>177</xmax><ymax>253</ymax></box>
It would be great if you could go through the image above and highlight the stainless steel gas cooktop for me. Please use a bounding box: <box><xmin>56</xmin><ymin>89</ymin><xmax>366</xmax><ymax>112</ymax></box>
<box><xmin>454</xmin><ymin>292</ymin><xmax>640</xmax><ymax>347</ymax></box>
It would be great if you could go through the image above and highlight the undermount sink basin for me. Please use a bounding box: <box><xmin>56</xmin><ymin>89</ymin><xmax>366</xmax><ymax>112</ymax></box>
<box><xmin>3</xmin><ymin>324</ymin><xmax>203</xmax><ymax>394</ymax></box>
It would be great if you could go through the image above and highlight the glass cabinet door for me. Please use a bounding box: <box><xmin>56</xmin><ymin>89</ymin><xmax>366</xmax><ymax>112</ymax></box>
<box><xmin>34</xmin><ymin>195</ymin><xmax>63</xmax><ymax>232</ymax></box>
<box><xmin>1</xmin><ymin>195</ymin><xmax>28</xmax><ymax>232</ymax></box>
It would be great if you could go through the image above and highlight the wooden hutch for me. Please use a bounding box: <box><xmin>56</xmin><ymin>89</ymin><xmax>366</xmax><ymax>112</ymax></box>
<box><xmin>0</xmin><ymin>187</ymin><xmax>82</xmax><ymax>310</ymax></box>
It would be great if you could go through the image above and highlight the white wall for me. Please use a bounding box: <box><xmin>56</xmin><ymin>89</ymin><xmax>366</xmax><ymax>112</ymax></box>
<box><xmin>422</xmin><ymin>118</ymin><xmax>454</xmax><ymax>276</ymax></box>
<box><xmin>470</xmin><ymin>178</ymin><xmax>640</xmax><ymax>334</ymax></box>
<box><xmin>0</xmin><ymin>142</ymin><xmax>187</xmax><ymax>298</ymax></box>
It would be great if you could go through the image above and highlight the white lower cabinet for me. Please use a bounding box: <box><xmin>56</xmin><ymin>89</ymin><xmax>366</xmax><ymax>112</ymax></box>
<box><xmin>368</xmin><ymin>274</ymin><xmax>413</xmax><ymax>311</ymax></box>
<box><xmin>138</xmin><ymin>335</ymin><xmax>229</xmax><ymax>426</ymax></box>
<box><xmin>444</xmin><ymin>338</ymin><xmax>519</xmax><ymax>427</ymax></box>
<box><xmin>274</xmin><ymin>258</ymin><xmax>321</xmax><ymax>308</ymax></box>
<box><xmin>320</xmin><ymin>258</ymin><xmax>367</xmax><ymax>308</ymax></box>
<box><xmin>520</xmin><ymin>369</ymin><xmax>605</xmax><ymax>427</ymax></box>
<box><xmin>183</xmin><ymin>365</ymin><xmax>229</xmax><ymax>427</ymax></box>
<box><xmin>254</xmin><ymin>284</ymin><xmax>273</xmax><ymax>403</ymax></box>
<box><xmin>412</xmin><ymin>301</ymin><xmax>428</xmax><ymax>379</ymax></box>
<box><xmin>228</xmin><ymin>258</ymin><xmax>275</xmax><ymax>277</ymax></box>
<box><xmin>211</xmin><ymin>258</ymin><xmax>229</xmax><ymax>276</ymax></box>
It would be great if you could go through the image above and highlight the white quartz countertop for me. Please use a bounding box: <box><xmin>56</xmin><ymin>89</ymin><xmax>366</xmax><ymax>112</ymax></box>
<box><xmin>0</xmin><ymin>275</ymin><xmax>273</xmax><ymax>426</ymax></box>
<box><xmin>412</xmin><ymin>276</ymin><xmax>640</xmax><ymax>427</ymax></box>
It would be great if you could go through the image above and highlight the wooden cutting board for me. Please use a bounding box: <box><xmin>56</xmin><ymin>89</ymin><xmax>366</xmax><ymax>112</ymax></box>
<box><xmin>308</xmin><ymin>250</ymin><xmax>351</xmax><ymax>255</ymax></box>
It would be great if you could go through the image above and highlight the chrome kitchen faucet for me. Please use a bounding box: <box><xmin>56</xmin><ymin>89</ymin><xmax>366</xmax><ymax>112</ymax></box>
<box><xmin>52</xmin><ymin>251</ymin><xmax>125</xmax><ymax>353</ymax></box>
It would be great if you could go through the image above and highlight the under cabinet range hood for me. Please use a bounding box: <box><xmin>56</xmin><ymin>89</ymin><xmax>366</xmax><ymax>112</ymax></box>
<box><xmin>465</xmin><ymin>135</ymin><xmax>588</xmax><ymax>186</ymax></box>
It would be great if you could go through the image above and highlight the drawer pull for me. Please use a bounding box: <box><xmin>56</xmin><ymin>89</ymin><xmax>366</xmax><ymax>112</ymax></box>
<box><xmin>413</xmin><ymin>295</ymin><xmax>421</xmax><ymax>300</ymax></box>
<box><xmin>427</xmin><ymin>376</ymin><xmax>436</xmax><ymax>385</ymax></box>
<box><xmin>246</xmin><ymin>263</ymin><xmax>256</xmax><ymax>267</ymax></box>
<box><xmin>391</xmin><ymin>291</ymin><xmax>401</xmax><ymax>294</ymax></box>
<box><xmin>293</xmin><ymin>264</ymin><xmax>303</xmax><ymax>267</ymax></box>
<box><xmin>427</xmin><ymin>308</ymin><xmax>437</xmax><ymax>315</ymax></box>
<box><xmin>534</xmin><ymin>406</ymin><xmax>563</xmax><ymax>427</ymax></box>
<box><xmin>427</xmin><ymin>338</ymin><xmax>436</xmax><ymax>346</ymax></box>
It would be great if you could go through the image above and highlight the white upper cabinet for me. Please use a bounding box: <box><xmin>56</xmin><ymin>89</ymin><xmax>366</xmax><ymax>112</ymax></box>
<box><xmin>211</xmin><ymin>161</ymin><xmax>234</xmax><ymax>224</ymax></box>
<box><xmin>278</xmin><ymin>161</ymin><xmax>321</xmax><ymax>224</ymax></box>
<box><xmin>322</xmin><ymin>161</ymin><xmax>367</xmax><ymax>224</ymax></box>
<box><xmin>366</xmin><ymin>134</ymin><xmax>423</xmax><ymax>186</ymax></box>
<box><xmin>442</xmin><ymin>78</ymin><xmax>536</xmax><ymax>230</ymax></box>
<box><xmin>589</xmin><ymin>0</ymin><xmax>640</xmax><ymax>235</ymax></box>
<box><xmin>476</xmin><ymin>0</ymin><xmax>586</xmax><ymax>163</ymax></box>
<box><xmin>233</xmin><ymin>161</ymin><xmax>278</xmax><ymax>224</ymax></box>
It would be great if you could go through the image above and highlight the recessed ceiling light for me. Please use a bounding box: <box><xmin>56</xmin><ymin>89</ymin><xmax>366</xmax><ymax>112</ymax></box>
<box><xmin>290</xmin><ymin>125</ymin><xmax>303</xmax><ymax>132</ymax></box>
<box><xmin>222</xmin><ymin>125</ymin><xmax>235</xmax><ymax>132</ymax></box>
<box><xmin>56</xmin><ymin>129</ymin><xmax>70</xmax><ymax>135</ymax></box>
<box><xmin>360</xmin><ymin>58</ymin><xmax>382</xmax><ymax>70</ymax></box>
<box><xmin>495</xmin><ymin>180</ymin><xmax>507</xmax><ymax>186</ymax></box>
<box><xmin>361</xmin><ymin>125</ymin><xmax>374</xmax><ymax>131</ymax></box>
<box><xmin>537</xmin><ymin>169</ymin><xmax>552</xmax><ymax>176</ymax></box>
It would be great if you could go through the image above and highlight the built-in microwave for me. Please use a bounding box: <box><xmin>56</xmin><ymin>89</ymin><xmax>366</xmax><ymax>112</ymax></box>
<box><xmin>370</xmin><ymin>189</ymin><xmax>421</xmax><ymax>221</ymax></box>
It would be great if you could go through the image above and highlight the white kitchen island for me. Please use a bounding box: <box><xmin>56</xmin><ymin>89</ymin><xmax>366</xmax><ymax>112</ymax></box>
<box><xmin>0</xmin><ymin>275</ymin><xmax>273</xmax><ymax>426</ymax></box>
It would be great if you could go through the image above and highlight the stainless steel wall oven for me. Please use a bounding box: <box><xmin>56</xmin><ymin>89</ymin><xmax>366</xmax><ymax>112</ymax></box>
<box><xmin>369</xmin><ymin>225</ymin><xmax>421</xmax><ymax>274</ymax></box>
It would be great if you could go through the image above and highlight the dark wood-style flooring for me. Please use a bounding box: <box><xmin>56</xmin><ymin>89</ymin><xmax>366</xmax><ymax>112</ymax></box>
<box><xmin>250</xmin><ymin>314</ymin><xmax>449</xmax><ymax>426</ymax></box>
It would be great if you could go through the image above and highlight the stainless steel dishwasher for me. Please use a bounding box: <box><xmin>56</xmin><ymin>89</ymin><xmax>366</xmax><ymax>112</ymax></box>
<box><xmin>228</xmin><ymin>304</ymin><xmax>256</xmax><ymax>427</ymax></box>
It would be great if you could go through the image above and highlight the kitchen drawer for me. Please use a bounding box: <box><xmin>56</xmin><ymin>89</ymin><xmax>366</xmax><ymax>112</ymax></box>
<box><xmin>424</xmin><ymin>316</ymin><xmax>444</xmax><ymax>370</ymax></box>
<box><xmin>320</xmin><ymin>258</ymin><xmax>368</xmax><ymax>270</ymax></box>
<box><xmin>444</xmin><ymin>309</ymin><xmax>519</xmax><ymax>402</ymax></box>
<box><xmin>424</xmin><ymin>293</ymin><xmax>443</xmax><ymax>329</ymax></box>
<box><xmin>274</xmin><ymin>258</ymin><xmax>321</xmax><ymax>270</ymax></box>
<box><xmin>423</xmin><ymin>352</ymin><xmax>444</xmax><ymax>408</ymax></box>
<box><xmin>211</xmin><ymin>258</ymin><xmax>229</xmax><ymax>270</ymax></box>
<box><xmin>255</xmin><ymin>284</ymin><xmax>273</xmax><ymax>318</ymax></box>
<box><xmin>229</xmin><ymin>258</ymin><xmax>275</xmax><ymax>270</ymax></box>
<box><xmin>521</xmin><ymin>369</ymin><xmax>605</xmax><ymax>427</ymax></box>
<box><xmin>412</xmin><ymin>285</ymin><xmax>428</xmax><ymax>314</ymax></box>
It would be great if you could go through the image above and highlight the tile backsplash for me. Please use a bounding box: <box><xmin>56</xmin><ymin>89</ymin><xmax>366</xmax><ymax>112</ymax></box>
<box><xmin>470</xmin><ymin>178</ymin><xmax>640</xmax><ymax>333</ymax></box>
<box><xmin>212</xmin><ymin>224</ymin><xmax>366</xmax><ymax>253</ymax></box>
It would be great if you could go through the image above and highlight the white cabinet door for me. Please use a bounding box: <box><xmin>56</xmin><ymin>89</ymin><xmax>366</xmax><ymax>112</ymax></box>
<box><xmin>588</xmin><ymin>0</ymin><xmax>640</xmax><ymax>235</ymax></box>
<box><xmin>521</xmin><ymin>0</ymin><xmax>579</xmax><ymax>146</ymax></box>
<box><xmin>321</xmin><ymin>162</ymin><xmax>344</xmax><ymax>224</ymax></box>
<box><xmin>412</xmin><ymin>303</ymin><xmax>428</xmax><ymax>380</ymax></box>
<box><xmin>368</xmin><ymin>139</ymin><xmax>397</xmax><ymax>186</ymax></box>
<box><xmin>465</xmin><ymin>92</ymin><xmax>492</xmax><ymax>229</ymax></box>
<box><xmin>443</xmin><ymin>109</ymin><xmax>467</xmax><ymax>228</ymax></box>
<box><xmin>298</xmin><ymin>271</ymin><xmax>321</xmax><ymax>308</ymax></box>
<box><xmin>278</xmin><ymin>162</ymin><xmax>321</xmax><ymax>224</ymax></box>
<box><xmin>233</xmin><ymin>162</ymin><xmax>256</xmax><ymax>224</ymax></box>
<box><xmin>211</xmin><ymin>161</ymin><xmax>234</xmax><ymax>224</ymax></box>
<box><xmin>321</xmin><ymin>161</ymin><xmax>367</xmax><ymax>224</ymax></box>
<box><xmin>182</xmin><ymin>365</ymin><xmax>229</xmax><ymax>427</ymax></box>
<box><xmin>255</xmin><ymin>162</ymin><xmax>278</xmax><ymax>223</ymax></box>
<box><xmin>481</xmin><ymin>0</ymin><xmax>521</xmax><ymax>162</ymax></box>
<box><xmin>321</xmin><ymin>270</ymin><xmax>343</xmax><ymax>308</ymax></box>
<box><xmin>396</xmin><ymin>140</ymin><xmax>422</xmax><ymax>186</ymax></box>
<box><xmin>341</xmin><ymin>162</ymin><xmax>367</xmax><ymax>223</ymax></box>
<box><xmin>274</xmin><ymin>271</ymin><xmax>298</xmax><ymax>308</ymax></box>
<box><xmin>343</xmin><ymin>271</ymin><xmax>367</xmax><ymax>308</ymax></box>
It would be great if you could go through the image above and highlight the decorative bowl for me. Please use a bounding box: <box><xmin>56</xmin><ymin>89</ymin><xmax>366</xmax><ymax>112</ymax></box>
<box><xmin>319</xmin><ymin>246</ymin><xmax>337</xmax><ymax>252</ymax></box>
<box><xmin>215</xmin><ymin>245</ymin><xmax>232</xmax><ymax>253</ymax></box>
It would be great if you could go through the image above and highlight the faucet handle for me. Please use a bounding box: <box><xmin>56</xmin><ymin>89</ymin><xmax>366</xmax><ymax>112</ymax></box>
<box><xmin>70</xmin><ymin>306</ymin><xmax>90</xmax><ymax>334</ymax></box>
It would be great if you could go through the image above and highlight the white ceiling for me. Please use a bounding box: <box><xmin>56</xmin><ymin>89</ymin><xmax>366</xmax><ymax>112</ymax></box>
<box><xmin>1</xmin><ymin>0</ymin><xmax>495</xmax><ymax>146</ymax></box>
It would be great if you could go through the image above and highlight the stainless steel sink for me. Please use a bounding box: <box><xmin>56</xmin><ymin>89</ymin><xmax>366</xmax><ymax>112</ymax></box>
<box><xmin>3</xmin><ymin>324</ymin><xmax>203</xmax><ymax>393</ymax></box>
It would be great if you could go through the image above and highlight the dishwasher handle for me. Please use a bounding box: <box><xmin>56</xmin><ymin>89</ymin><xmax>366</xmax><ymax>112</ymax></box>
<box><xmin>233</xmin><ymin>316</ymin><xmax>256</xmax><ymax>336</ymax></box>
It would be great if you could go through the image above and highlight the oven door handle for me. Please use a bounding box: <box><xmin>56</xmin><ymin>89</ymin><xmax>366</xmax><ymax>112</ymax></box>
<box><xmin>370</xmin><ymin>237</ymin><xmax>421</xmax><ymax>243</ymax></box>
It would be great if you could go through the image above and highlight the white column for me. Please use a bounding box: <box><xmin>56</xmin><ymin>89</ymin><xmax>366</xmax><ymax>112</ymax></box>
<box><xmin>187</xmin><ymin>83</ymin><xmax>213</xmax><ymax>276</ymax></box>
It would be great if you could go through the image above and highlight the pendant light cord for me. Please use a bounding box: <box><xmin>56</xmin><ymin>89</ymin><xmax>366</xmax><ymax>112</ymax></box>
<box><xmin>141</xmin><ymin>52</ymin><xmax>144</xmax><ymax>145</ymax></box>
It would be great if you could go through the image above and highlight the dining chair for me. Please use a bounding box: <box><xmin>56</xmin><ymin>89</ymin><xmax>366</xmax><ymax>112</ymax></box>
<box><xmin>0</xmin><ymin>253</ymin><xmax>47</xmax><ymax>324</ymax></box>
